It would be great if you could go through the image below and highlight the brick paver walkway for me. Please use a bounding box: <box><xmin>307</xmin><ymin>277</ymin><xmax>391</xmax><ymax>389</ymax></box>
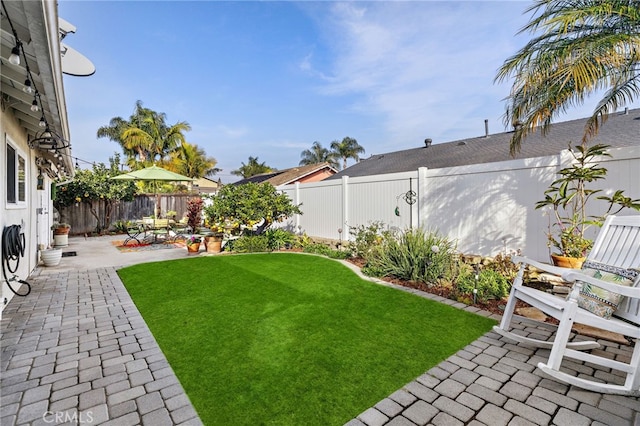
<box><xmin>344</xmin><ymin>289</ymin><xmax>640</xmax><ymax>426</ymax></box>
<box><xmin>1</xmin><ymin>267</ymin><xmax>201</xmax><ymax>426</ymax></box>
<box><xmin>1</xmin><ymin>257</ymin><xmax>638</xmax><ymax>425</ymax></box>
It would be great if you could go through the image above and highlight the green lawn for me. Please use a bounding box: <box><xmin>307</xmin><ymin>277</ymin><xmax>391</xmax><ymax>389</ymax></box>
<box><xmin>118</xmin><ymin>253</ymin><xmax>496</xmax><ymax>425</ymax></box>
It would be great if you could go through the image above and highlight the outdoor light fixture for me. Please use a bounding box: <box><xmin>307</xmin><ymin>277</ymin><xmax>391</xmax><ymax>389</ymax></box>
<box><xmin>8</xmin><ymin>44</ymin><xmax>20</xmax><ymax>65</ymax></box>
<box><xmin>39</xmin><ymin>115</ymin><xmax>46</xmax><ymax>127</ymax></box>
<box><xmin>37</xmin><ymin>171</ymin><xmax>44</xmax><ymax>190</ymax></box>
<box><xmin>30</xmin><ymin>99</ymin><xmax>39</xmax><ymax>112</ymax></box>
<box><xmin>28</xmin><ymin>126</ymin><xmax>70</xmax><ymax>151</ymax></box>
<box><xmin>23</xmin><ymin>78</ymin><xmax>32</xmax><ymax>93</ymax></box>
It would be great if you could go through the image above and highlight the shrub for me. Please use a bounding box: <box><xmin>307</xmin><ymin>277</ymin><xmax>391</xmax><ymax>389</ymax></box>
<box><xmin>485</xmin><ymin>252</ymin><xmax>521</xmax><ymax>282</ymax></box>
<box><xmin>363</xmin><ymin>228</ymin><xmax>456</xmax><ymax>283</ymax></box>
<box><xmin>111</xmin><ymin>220</ymin><xmax>130</xmax><ymax>233</ymax></box>
<box><xmin>303</xmin><ymin>243</ymin><xmax>351</xmax><ymax>259</ymax></box>
<box><xmin>231</xmin><ymin>235</ymin><xmax>270</xmax><ymax>253</ymax></box>
<box><xmin>454</xmin><ymin>266</ymin><xmax>510</xmax><ymax>303</ymax></box>
<box><xmin>348</xmin><ymin>221</ymin><xmax>392</xmax><ymax>259</ymax></box>
<box><xmin>264</xmin><ymin>228</ymin><xmax>296</xmax><ymax>250</ymax></box>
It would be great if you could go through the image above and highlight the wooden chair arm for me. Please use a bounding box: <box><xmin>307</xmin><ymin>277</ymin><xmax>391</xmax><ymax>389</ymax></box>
<box><xmin>562</xmin><ymin>271</ymin><xmax>640</xmax><ymax>299</ymax></box>
<box><xmin>511</xmin><ymin>255</ymin><xmax>579</xmax><ymax>277</ymax></box>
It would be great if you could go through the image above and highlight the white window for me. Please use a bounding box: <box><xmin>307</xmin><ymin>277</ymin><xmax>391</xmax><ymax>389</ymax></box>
<box><xmin>6</xmin><ymin>137</ymin><xmax>27</xmax><ymax>206</ymax></box>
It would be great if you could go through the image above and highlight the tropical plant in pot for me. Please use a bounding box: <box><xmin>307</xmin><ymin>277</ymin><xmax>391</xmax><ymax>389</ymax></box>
<box><xmin>186</xmin><ymin>197</ymin><xmax>204</xmax><ymax>233</ymax></box>
<box><xmin>536</xmin><ymin>143</ymin><xmax>640</xmax><ymax>267</ymax></box>
<box><xmin>186</xmin><ymin>235</ymin><xmax>202</xmax><ymax>253</ymax></box>
<box><xmin>51</xmin><ymin>222</ymin><xmax>71</xmax><ymax>235</ymax></box>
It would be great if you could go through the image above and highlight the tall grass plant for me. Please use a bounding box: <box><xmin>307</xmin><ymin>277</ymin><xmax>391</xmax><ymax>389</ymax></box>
<box><xmin>363</xmin><ymin>228</ymin><xmax>456</xmax><ymax>283</ymax></box>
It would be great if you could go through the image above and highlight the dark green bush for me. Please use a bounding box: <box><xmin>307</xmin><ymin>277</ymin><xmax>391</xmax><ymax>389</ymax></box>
<box><xmin>303</xmin><ymin>243</ymin><xmax>351</xmax><ymax>259</ymax></box>
<box><xmin>231</xmin><ymin>235</ymin><xmax>270</xmax><ymax>253</ymax></box>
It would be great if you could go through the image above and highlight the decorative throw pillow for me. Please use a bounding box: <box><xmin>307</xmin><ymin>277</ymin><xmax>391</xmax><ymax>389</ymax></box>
<box><xmin>574</xmin><ymin>261</ymin><xmax>639</xmax><ymax>319</ymax></box>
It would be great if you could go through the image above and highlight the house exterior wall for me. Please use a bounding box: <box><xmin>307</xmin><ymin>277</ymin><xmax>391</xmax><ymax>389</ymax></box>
<box><xmin>278</xmin><ymin>146</ymin><xmax>640</xmax><ymax>263</ymax></box>
<box><xmin>1</xmin><ymin>109</ymin><xmax>55</xmax><ymax>308</ymax></box>
<box><xmin>295</xmin><ymin>169</ymin><xmax>335</xmax><ymax>184</ymax></box>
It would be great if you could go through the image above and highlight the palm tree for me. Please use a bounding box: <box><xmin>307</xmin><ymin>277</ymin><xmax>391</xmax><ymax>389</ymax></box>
<box><xmin>299</xmin><ymin>141</ymin><xmax>338</xmax><ymax>168</ymax></box>
<box><xmin>330</xmin><ymin>137</ymin><xmax>365</xmax><ymax>170</ymax></box>
<box><xmin>231</xmin><ymin>156</ymin><xmax>274</xmax><ymax>178</ymax></box>
<box><xmin>97</xmin><ymin>100</ymin><xmax>191</xmax><ymax>164</ymax></box>
<box><xmin>168</xmin><ymin>142</ymin><xmax>220</xmax><ymax>179</ymax></box>
<box><xmin>495</xmin><ymin>0</ymin><xmax>640</xmax><ymax>154</ymax></box>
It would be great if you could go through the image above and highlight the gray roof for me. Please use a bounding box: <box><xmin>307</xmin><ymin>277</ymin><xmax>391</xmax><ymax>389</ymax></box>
<box><xmin>329</xmin><ymin>108</ymin><xmax>640</xmax><ymax>179</ymax></box>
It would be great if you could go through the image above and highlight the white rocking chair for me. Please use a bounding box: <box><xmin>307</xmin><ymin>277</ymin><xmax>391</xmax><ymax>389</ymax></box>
<box><xmin>494</xmin><ymin>215</ymin><xmax>640</xmax><ymax>396</ymax></box>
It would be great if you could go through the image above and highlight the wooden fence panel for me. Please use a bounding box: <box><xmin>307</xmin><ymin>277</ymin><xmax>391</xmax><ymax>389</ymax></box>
<box><xmin>58</xmin><ymin>193</ymin><xmax>197</xmax><ymax>234</ymax></box>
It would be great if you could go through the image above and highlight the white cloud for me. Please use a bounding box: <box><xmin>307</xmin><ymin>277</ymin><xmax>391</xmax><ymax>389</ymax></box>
<box><xmin>306</xmin><ymin>1</ymin><xmax>536</xmax><ymax>147</ymax></box>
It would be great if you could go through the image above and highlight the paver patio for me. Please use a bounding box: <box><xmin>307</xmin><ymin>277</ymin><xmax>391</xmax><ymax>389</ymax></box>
<box><xmin>1</xmin><ymin>235</ymin><xmax>638</xmax><ymax>425</ymax></box>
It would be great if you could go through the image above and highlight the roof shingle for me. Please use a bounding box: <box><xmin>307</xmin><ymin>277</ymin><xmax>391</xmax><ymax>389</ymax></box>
<box><xmin>329</xmin><ymin>108</ymin><xmax>640</xmax><ymax>179</ymax></box>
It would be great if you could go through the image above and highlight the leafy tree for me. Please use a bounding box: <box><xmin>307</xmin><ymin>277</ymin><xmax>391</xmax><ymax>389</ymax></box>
<box><xmin>53</xmin><ymin>154</ymin><xmax>137</xmax><ymax>233</ymax></box>
<box><xmin>231</xmin><ymin>156</ymin><xmax>274</xmax><ymax>178</ymax></box>
<box><xmin>299</xmin><ymin>141</ymin><xmax>338</xmax><ymax>168</ymax></box>
<box><xmin>97</xmin><ymin>100</ymin><xmax>191</xmax><ymax>164</ymax></box>
<box><xmin>203</xmin><ymin>182</ymin><xmax>302</xmax><ymax>235</ymax></box>
<box><xmin>330</xmin><ymin>137</ymin><xmax>365</xmax><ymax>170</ymax></box>
<box><xmin>496</xmin><ymin>0</ymin><xmax>640</xmax><ymax>154</ymax></box>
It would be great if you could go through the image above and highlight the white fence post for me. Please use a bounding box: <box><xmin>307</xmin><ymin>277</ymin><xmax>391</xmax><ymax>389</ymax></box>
<box><xmin>342</xmin><ymin>176</ymin><xmax>349</xmax><ymax>240</ymax></box>
<box><xmin>417</xmin><ymin>167</ymin><xmax>428</xmax><ymax>230</ymax></box>
<box><xmin>294</xmin><ymin>182</ymin><xmax>301</xmax><ymax>233</ymax></box>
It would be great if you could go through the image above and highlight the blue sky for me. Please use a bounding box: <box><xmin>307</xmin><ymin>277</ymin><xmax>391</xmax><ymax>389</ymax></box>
<box><xmin>58</xmin><ymin>1</ymin><xmax>631</xmax><ymax>183</ymax></box>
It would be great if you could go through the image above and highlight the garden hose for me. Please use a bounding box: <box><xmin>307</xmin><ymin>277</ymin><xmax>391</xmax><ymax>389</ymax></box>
<box><xmin>2</xmin><ymin>224</ymin><xmax>31</xmax><ymax>298</ymax></box>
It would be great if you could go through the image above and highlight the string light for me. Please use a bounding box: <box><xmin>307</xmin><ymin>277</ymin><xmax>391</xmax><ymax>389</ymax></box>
<box><xmin>8</xmin><ymin>43</ymin><xmax>20</xmax><ymax>65</ymax></box>
<box><xmin>2</xmin><ymin>0</ymin><xmax>80</xmax><ymax>179</ymax></box>
<box><xmin>23</xmin><ymin>78</ymin><xmax>32</xmax><ymax>93</ymax></box>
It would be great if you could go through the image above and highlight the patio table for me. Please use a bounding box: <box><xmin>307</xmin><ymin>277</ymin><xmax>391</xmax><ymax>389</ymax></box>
<box><xmin>136</xmin><ymin>219</ymin><xmax>174</xmax><ymax>244</ymax></box>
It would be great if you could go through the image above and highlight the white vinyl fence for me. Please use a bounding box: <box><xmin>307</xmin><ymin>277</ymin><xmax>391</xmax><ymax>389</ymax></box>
<box><xmin>278</xmin><ymin>146</ymin><xmax>640</xmax><ymax>262</ymax></box>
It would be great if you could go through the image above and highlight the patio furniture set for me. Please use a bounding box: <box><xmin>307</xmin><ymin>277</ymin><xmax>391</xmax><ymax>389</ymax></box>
<box><xmin>122</xmin><ymin>216</ymin><xmax>192</xmax><ymax>246</ymax></box>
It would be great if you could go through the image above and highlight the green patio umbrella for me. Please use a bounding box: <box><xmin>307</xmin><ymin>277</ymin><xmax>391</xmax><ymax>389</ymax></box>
<box><xmin>112</xmin><ymin>165</ymin><xmax>193</xmax><ymax>217</ymax></box>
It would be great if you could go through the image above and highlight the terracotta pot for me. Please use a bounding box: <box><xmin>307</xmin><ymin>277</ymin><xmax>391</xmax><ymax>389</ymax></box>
<box><xmin>550</xmin><ymin>254</ymin><xmax>585</xmax><ymax>269</ymax></box>
<box><xmin>53</xmin><ymin>227</ymin><xmax>70</xmax><ymax>235</ymax></box>
<box><xmin>204</xmin><ymin>236</ymin><xmax>222</xmax><ymax>253</ymax></box>
<box><xmin>187</xmin><ymin>241</ymin><xmax>201</xmax><ymax>253</ymax></box>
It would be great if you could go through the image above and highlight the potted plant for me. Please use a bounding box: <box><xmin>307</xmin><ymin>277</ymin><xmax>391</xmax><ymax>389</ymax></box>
<box><xmin>186</xmin><ymin>197</ymin><xmax>204</xmax><ymax>233</ymax></box>
<box><xmin>51</xmin><ymin>223</ymin><xmax>71</xmax><ymax>247</ymax></box>
<box><xmin>40</xmin><ymin>246</ymin><xmax>62</xmax><ymax>266</ymax></box>
<box><xmin>203</xmin><ymin>232</ymin><xmax>223</xmax><ymax>253</ymax></box>
<box><xmin>203</xmin><ymin>221</ymin><xmax>225</xmax><ymax>253</ymax></box>
<box><xmin>536</xmin><ymin>143</ymin><xmax>640</xmax><ymax>267</ymax></box>
<box><xmin>186</xmin><ymin>235</ymin><xmax>202</xmax><ymax>253</ymax></box>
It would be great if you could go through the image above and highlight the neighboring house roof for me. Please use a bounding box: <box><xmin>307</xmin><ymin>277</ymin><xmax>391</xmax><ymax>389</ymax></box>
<box><xmin>328</xmin><ymin>108</ymin><xmax>640</xmax><ymax>179</ymax></box>
<box><xmin>192</xmin><ymin>176</ymin><xmax>222</xmax><ymax>194</ymax></box>
<box><xmin>232</xmin><ymin>162</ymin><xmax>338</xmax><ymax>186</ymax></box>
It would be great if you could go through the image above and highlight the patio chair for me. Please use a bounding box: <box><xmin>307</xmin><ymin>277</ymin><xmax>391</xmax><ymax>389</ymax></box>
<box><xmin>494</xmin><ymin>215</ymin><xmax>640</xmax><ymax>395</ymax></box>
<box><xmin>170</xmin><ymin>217</ymin><xmax>190</xmax><ymax>241</ymax></box>
<box><xmin>151</xmin><ymin>218</ymin><xmax>171</xmax><ymax>242</ymax></box>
